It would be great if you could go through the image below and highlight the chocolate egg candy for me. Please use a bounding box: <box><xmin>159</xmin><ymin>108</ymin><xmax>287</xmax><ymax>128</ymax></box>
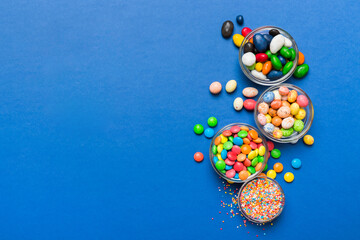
<box><xmin>221</xmin><ymin>20</ymin><xmax>234</xmax><ymax>38</ymax></box>
<box><xmin>243</xmin><ymin>42</ymin><xmax>255</xmax><ymax>54</ymax></box>
<box><xmin>269</xmin><ymin>29</ymin><xmax>280</xmax><ymax>37</ymax></box>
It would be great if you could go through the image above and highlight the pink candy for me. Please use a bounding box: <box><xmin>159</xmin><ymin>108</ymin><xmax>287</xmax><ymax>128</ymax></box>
<box><xmin>226</xmin><ymin>169</ymin><xmax>236</xmax><ymax>178</ymax></box>
<box><xmin>297</xmin><ymin>95</ymin><xmax>309</xmax><ymax>107</ymax></box>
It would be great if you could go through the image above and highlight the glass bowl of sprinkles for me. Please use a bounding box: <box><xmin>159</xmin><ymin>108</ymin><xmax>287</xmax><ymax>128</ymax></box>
<box><xmin>239</xmin><ymin>26</ymin><xmax>299</xmax><ymax>86</ymax></box>
<box><xmin>209</xmin><ymin>123</ymin><xmax>269</xmax><ymax>183</ymax></box>
<box><xmin>254</xmin><ymin>83</ymin><xmax>314</xmax><ymax>144</ymax></box>
<box><xmin>238</xmin><ymin>176</ymin><xmax>285</xmax><ymax>223</ymax></box>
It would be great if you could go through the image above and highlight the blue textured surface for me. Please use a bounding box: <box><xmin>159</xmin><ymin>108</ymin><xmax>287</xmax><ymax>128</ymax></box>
<box><xmin>0</xmin><ymin>0</ymin><xmax>359</xmax><ymax>239</ymax></box>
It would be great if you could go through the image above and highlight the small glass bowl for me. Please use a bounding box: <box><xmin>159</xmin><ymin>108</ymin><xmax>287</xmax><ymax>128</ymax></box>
<box><xmin>238</xmin><ymin>176</ymin><xmax>285</xmax><ymax>223</ymax></box>
<box><xmin>239</xmin><ymin>26</ymin><xmax>299</xmax><ymax>86</ymax></box>
<box><xmin>209</xmin><ymin>123</ymin><xmax>269</xmax><ymax>183</ymax></box>
<box><xmin>254</xmin><ymin>83</ymin><xmax>314</xmax><ymax>144</ymax></box>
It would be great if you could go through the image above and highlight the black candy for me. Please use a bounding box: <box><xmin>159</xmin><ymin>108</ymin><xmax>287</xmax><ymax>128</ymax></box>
<box><xmin>269</xmin><ymin>29</ymin><xmax>280</xmax><ymax>37</ymax></box>
<box><xmin>221</xmin><ymin>20</ymin><xmax>234</xmax><ymax>38</ymax></box>
<box><xmin>244</xmin><ymin>42</ymin><xmax>257</xmax><ymax>54</ymax></box>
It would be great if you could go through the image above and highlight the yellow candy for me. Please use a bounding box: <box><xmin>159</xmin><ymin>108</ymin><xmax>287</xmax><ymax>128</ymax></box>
<box><xmin>273</xmin><ymin>129</ymin><xmax>283</xmax><ymax>139</ymax></box>
<box><xmin>216</xmin><ymin>153</ymin><xmax>223</xmax><ymax>161</ymax></box>
<box><xmin>259</xmin><ymin>146</ymin><xmax>265</xmax><ymax>156</ymax></box>
<box><xmin>220</xmin><ymin>135</ymin><xmax>228</xmax><ymax>144</ymax></box>
<box><xmin>267</xmin><ymin>170</ymin><xmax>277</xmax><ymax>179</ymax></box>
<box><xmin>227</xmin><ymin>180</ymin><xmax>234</xmax><ymax>184</ymax></box>
<box><xmin>217</xmin><ymin>144</ymin><xmax>223</xmax><ymax>153</ymax></box>
<box><xmin>295</xmin><ymin>108</ymin><xmax>306</xmax><ymax>120</ymax></box>
<box><xmin>255</xmin><ymin>62</ymin><xmax>263</xmax><ymax>72</ymax></box>
<box><xmin>284</xmin><ymin>172</ymin><xmax>294</xmax><ymax>182</ymax></box>
<box><xmin>247</xmin><ymin>151</ymin><xmax>256</xmax><ymax>160</ymax></box>
<box><xmin>254</xmin><ymin>148</ymin><xmax>259</xmax><ymax>157</ymax></box>
<box><xmin>303</xmin><ymin>135</ymin><xmax>314</xmax><ymax>145</ymax></box>
<box><xmin>247</xmin><ymin>171</ymin><xmax>251</xmax><ymax>176</ymax></box>
<box><xmin>290</xmin><ymin>102</ymin><xmax>300</xmax><ymax>115</ymax></box>
<box><xmin>287</xmin><ymin>90</ymin><xmax>298</xmax><ymax>103</ymax></box>
<box><xmin>265</xmin><ymin>114</ymin><xmax>272</xmax><ymax>123</ymax></box>
<box><xmin>233</xmin><ymin>34</ymin><xmax>245</xmax><ymax>47</ymax></box>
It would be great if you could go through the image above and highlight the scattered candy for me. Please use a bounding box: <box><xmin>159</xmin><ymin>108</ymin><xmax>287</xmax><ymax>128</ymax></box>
<box><xmin>226</xmin><ymin>80</ymin><xmax>237</xmax><ymax>93</ymax></box>
<box><xmin>273</xmin><ymin>163</ymin><xmax>283</xmax><ymax>173</ymax></box>
<box><xmin>210</xmin><ymin>81</ymin><xmax>222</xmax><ymax>94</ymax></box>
<box><xmin>194</xmin><ymin>152</ymin><xmax>204</xmax><ymax>162</ymax></box>
<box><xmin>271</xmin><ymin>149</ymin><xmax>281</xmax><ymax>158</ymax></box>
<box><xmin>303</xmin><ymin>135</ymin><xmax>314</xmax><ymax>145</ymax></box>
<box><xmin>242</xmin><ymin>87</ymin><xmax>258</xmax><ymax>98</ymax></box>
<box><xmin>194</xmin><ymin>124</ymin><xmax>204</xmax><ymax>135</ymax></box>
<box><xmin>284</xmin><ymin>172</ymin><xmax>294</xmax><ymax>182</ymax></box>
<box><xmin>221</xmin><ymin>20</ymin><xmax>234</xmax><ymax>38</ymax></box>
<box><xmin>208</xmin><ymin>116</ymin><xmax>218</xmax><ymax>127</ymax></box>
<box><xmin>205</xmin><ymin>128</ymin><xmax>215</xmax><ymax>138</ymax></box>
<box><xmin>236</xmin><ymin>15</ymin><xmax>244</xmax><ymax>25</ymax></box>
<box><xmin>294</xmin><ymin>64</ymin><xmax>309</xmax><ymax>78</ymax></box>
<box><xmin>233</xmin><ymin>34</ymin><xmax>245</xmax><ymax>47</ymax></box>
<box><xmin>233</xmin><ymin>97</ymin><xmax>244</xmax><ymax>111</ymax></box>
<box><xmin>291</xmin><ymin>158</ymin><xmax>301</xmax><ymax>169</ymax></box>
<box><xmin>241</xmin><ymin>27</ymin><xmax>252</xmax><ymax>37</ymax></box>
<box><xmin>243</xmin><ymin>99</ymin><xmax>256</xmax><ymax>111</ymax></box>
<box><xmin>239</xmin><ymin>178</ymin><xmax>284</xmax><ymax>222</ymax></box>
<box><xmin>266</xmin><ymin>169</ymin><xmax>276</xmax><ymax>179</ymax></box>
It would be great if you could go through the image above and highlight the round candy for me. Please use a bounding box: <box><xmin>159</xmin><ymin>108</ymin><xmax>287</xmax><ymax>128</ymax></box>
<box><xmin>226</xmin><ymin>80</ymin><xmax>237</xmax><ymax>93</ymax></box>
<box><xmin>273</xmin><ymin>162</ymin><xmax>283</xmax><ymax>173</ymax></box>
<box><xmin>194</xmin><ymin>152</ymin><xmax>204</xmax><ymax>162</ymax></box>
<box><xmin>303</xmin><ymin>135</ymin><xmax>314</xmax><ymax>145</ymax></box>
<box><xmin>244</xmin><ymin>42</ymin><xmax>256</xmax><ymax>54</ymax></box>
<box><xmin>264</xmin><ymin>123</ymin><xmax>275</xmax><ymax>133</ymax></box>
<box><xmin>243</xmin><ymin>99</ymin><xmax>256</xmax><ymax>111</ymax></box>
<box><xmin>290</xmin><ymin>103</ymin><xmax>300</xmax><ymax>115</ymax></box>
<box><xmin>223</xmin><ymin>141</ymin><xmax>233</xmax><ymax>150</ymax></box>
<box><xmin>258</xmin><ymin>102</ymin><xmax>269</xmax><ymax>115</ymax></box>
<box><xmin>233</xmin><ymin>97</ymin><xmax>244</xmax><ymax>111</ymax></box>
<box><xmin>226</xmin><ymin>169</ymin><xmax>236</xmax><ymax>178</ymax></box>
<box><xmin>233</xmin><ymin>137</ymin><xmax>243</xmax><ymax>146</ymax></box>
<box><xmin>271</xmin><ymin>149</ymin><xmax>281</xmax><ymax>158</ymax></box>
<box><xmin>216</xmin><ymin>160</ymin><xmax>226</xmax><ymax>170</ymax></box>
<box><xmin>242</xmin><ymin>87</ymin><xmax>258</xmax><ymax>98</ymax></box>
<box><xmin>295</xmin><ymin>108</ymin><xmax>306</xmax><ymax>120</ymax></box>
<box><xmin>291</xmin><ymin>158</ymin><xmax>302</xmax><ymax>169</ymax></box>
<box><xmin>236</xmin><ymin>15</ymin><xmax>244</xmax><ymax>25</ymax></box>
<box><xmin>279</xmin><ymin>86</ymin><xmax>289</xmax><ymax>96</ymax></box>
<box><xmin>242</xmin><ymin>52</ymin><xmax>256</xmax><ymax>66</ymax></box>
<box><xmin>281</xmin><ymin>117</ymin><xmax>295</xmax><ymax>129</ymax></box>
<box><xmin>239</xmin><ymin>170</ymin><xmax>248</xmax><ymax>180</ymax></box>
<box><xmin>293</xmin><ymin>120</ymin><xmax>304</xmax><ymax>132</ymax></box>
<box><xmin>287</xmin><ymin>90</ymin><xmax>298</xmax><ymax>103</ymax></box>
<box><xmin>258</xmin><ymin>113</ymin><xmax>267</xmax><ymax>125</ymax></box>
<box><xmin>267</xmin><ymin>141</ymin><xmax>274</xmax><ymax>151</ymax></box>
<box><xmin>221</xmin><ymin>20</ymin><xmax>234</xmax><ymax>38</ymax></box>
<box><xmin>284</xmin><ymin>172</ymin><xmax>294</xmax><ymax>183</ymax></box>
<box><xmin>277</xmin><ymin>106</ymin><xmax>291</xmax><ymax>118</ymax></box>
<box><xmin>209</xmin><ymin>81</ymin><xmax>222</xmax><ymax>94</ymax></box>
<box><xmin>194</xmin><ymin>124</ymin><xmax>204</xmax><ymax>134</ymax></box>
<box><xmin>241</xmin><ymin>27</ymin><xmax>252</xmax><ymax>37</ymax></box>
<box><xmin>266</xmin><ymin>169</ymin><xmax>276</xmax><ymax>179</ymax></box>
<box><xmin>208</xmin><ymin>117</ymin><xmax>218</xmax><ymax>127</ymax></box>
<box><xmin>297</xmin><ymin>95</ymin><xmax>309</xmax><ymax>107</ymax></box>
<box><xmin>204</xmin><ymin>128</ymin><xmax>215</xmax><ymax>138</ymax></box>
<box><xmin>263</xmin><ymin>92</ymin><xmax>275</xmax><ymax>103</ymax></box>
<box><xmin>273</xmin><ymin>129</ymin><xmax>283</xmax><ymax>139</ymax></box>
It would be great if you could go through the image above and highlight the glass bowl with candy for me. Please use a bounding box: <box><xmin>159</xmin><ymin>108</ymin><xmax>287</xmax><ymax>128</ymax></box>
<box><xmin>238</xmin><ymin>176</ymin><xmax>285</xmax><ymax>223</ymax></box>
<box><xmin>209</xmin><ymin>123</ymin><xmax>269</xmax><ymax>183</ymax></box>
<box><xmin>239</xmin><ymin>26</ymin><xmax>299</xmax><ymax>86</ymax></box>
<box><xmin>254</xmin><ymin>83</ymin><xmax>314</xmax><ymax>144</ymax></box>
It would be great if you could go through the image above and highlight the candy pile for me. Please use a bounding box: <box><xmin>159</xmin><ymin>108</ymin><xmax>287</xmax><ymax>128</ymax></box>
<box><xmin>239</xmin><ymin>178</ymin><xmax>284</xmax><ymax>222</ymax></box>
<box><xmin>257</xmin><ymin>86</ymin><xmax>309</xmax><ymax>139</ymax></box>
<box><xmin>211</xmin><ymin>125</ymin><xmax>267</xmax><ymax>181</ymax></box>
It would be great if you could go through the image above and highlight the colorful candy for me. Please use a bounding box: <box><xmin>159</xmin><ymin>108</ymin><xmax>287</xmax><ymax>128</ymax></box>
<box><xmin>225</xmin><ymin>80</ymin><xmax>237</xmax><ymax>93</ymax></box>
<box><xmin>194</xmin><ymin>152</ymin><xmax>204</xmax><ymax>162</ymax></box>
<box><xmin>284</xmin><ymin>172</ymin><xmax>294</xmax><ymax>182</ymax></box>
<box><xmin>204</xmin><ymin>128</ymin><xmax>215</xmax><ymax>138</ymax></box>
<box><xmin>243</xmin><ymin>99</ymin><xmax>256</xmax><ymax>111</ymax></box>
<box><xmin>271</xmin><ymin>149</ymin><xmax>281</xmax><ymax>158</ymax></box>
<box><xmin>291</xmin><ymin>158</ymin><xmax>302</xmax><ymax>169</ymax></box>
<box><xmin>194</xmin><ymin>124</ymin><xmax>204</xmax><ymax>135</ymax></box>
<box><xmin>242</xmin><ymin>87</ymin><xmax>258</xmax><ymax>98</ymax></box>
<box><xmin>207</xmin><ymin>116</ymin><xmax>218</xmax><ymax>127</ymax></box>
<box><xmin>233</xmin><ymin>34</ymin><xmax>245</xmax><ymax>47</ymax></box>
<box><xmin>209</xmin><ymin>81</ymin><xmax>222</xmax><ymax>94</ymax></box>
<box><xmin>266</xmin><ymin>169</ymin><xmax>276</xmax><ymax>179</ymax></box>
<box><xmin>273</xmin><ymin>162</ymin><xmax>283</xmax><ymax>173</ymax></box>
<box><xmin>233</xmin><ymin>97</ymin><xmax>244</xmax><ymax>111</ymax></box>
<box><xmin>303</xmin><ymin>135</ymin><xmax>314</xmax><ymax>145</ymax></box>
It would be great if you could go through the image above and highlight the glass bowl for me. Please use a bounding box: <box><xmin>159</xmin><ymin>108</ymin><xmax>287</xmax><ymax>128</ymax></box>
<box><xmin>254</xmin><ymin>83</ymin><xmax>314</xmax><ymax>144</ymax></box>
<box><xmin>209</xmin><ymin>123</ymin><xmax>269</xmax><ymax>183</ymax></box>
<box><xmin>238</xmin><ymin>176</ymin><xmax>285</xmax><ymax>223</ymax></box>
<box><xmin>239</xmin><ymin>26</ymin><xmax>299</xmax><ymax>86</ymax></box>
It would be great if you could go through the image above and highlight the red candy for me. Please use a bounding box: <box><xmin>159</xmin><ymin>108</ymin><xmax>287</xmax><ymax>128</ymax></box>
<box><xmin>244</xmin><ymin>99</ymin><xmax>256</xmax><ymax>111</ymax></box>
<box><xmin>226</xmin><ymin>169</ymin><xmax>236</xmax><ymax>178</ymax></box>
<box><xmin>225</xmin><ymin>159</ymin><xmax>235</xmax><ymax>166</ymax></box>
<box><xmin>241</xmin><ymin>27</ymin><xmax>252</xmax><ymax>37</ymax></box>
<box><xmin>250</xmin><ymin>142</ymin><xmax>257</xmax><ymax>149</ymax></box>
<box><xmin>244</xmin><ymin>158</ymin><xmax>251</xmax><ymax>167</ymax></box>
<box><xmin>194</xmin><ymin>152</ymin><xmax>204</xmax><ymax>162</ymax></box>
<box><xmin>255</xmin><ymin>53</ymin><xmax>268</xmax><ymax>62</ymax></box>
<box><xmin>222</xmin><ymin>130</ymin><xmax>232</xmax><ymax>137</ymax></box>
<box><xmin>234</xmin><ymin>162</ymin><xmax>245</xmax><ymax>172</ymax></box>
<box><xmin>231</xmin><ymin>145</ymin><xmax>241</xmax><ymax>155</ymax></box>
<box><xmin>267</xmin><ymin>141</ymin><xmax>274</xmax><ymax>151</ymax></box>
<box><xmin>227</xmin><ymin>151</ymin><xmax>237</xmax><ymax>161</ymax></box>
<box><xmin>230</xmin><ymin>125</ymin><xmax>241</xmax><ymax>133</ymax></box>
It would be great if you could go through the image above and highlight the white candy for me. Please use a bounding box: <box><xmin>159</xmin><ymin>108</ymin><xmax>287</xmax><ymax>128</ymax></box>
<box><xmin>270</xmin><ymin>34</ymin><xmax>285</xmax><ymax>54</ymax></box>
<box><xmin>242</xmin><ymin>52</ymin><xmax>256</xmax><ymax>66</ymax></box>
<box><xmin>225</xmin><ymin>80</ymin><xmax>237</xmax><ymax>93</ymax></box>
<box><xmin>272</xmin><ymin>90</ymin><xmax>281</xmax><ymax>100</ymax></box>
<box><xmin>242</xmin><ymin>87</ymin><xmax>258</xmax><ymax>98</ymax></box>
<box><xmin>251</xmin><ymin>70</ymin><xmax>267</xmax><ymax>80</ymax></box>
<box><xmin>284</xmin><ymin>37</ymin><xmax>292</xmax><ymax>47</ymax></box>
<box><xmin>233</xmin><ymin>97</ymin><xmax>243</xmax><ymax>111</ymax></box>
<box><xmin>281</xmin><ymin>117</ymin><xmax>295</xmax><ymax>129</ymax></box>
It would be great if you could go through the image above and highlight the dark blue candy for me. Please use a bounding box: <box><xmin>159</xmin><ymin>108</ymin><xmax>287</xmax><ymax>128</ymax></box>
<box><xmin>236</xmin><ymin>15</ymin><xmax>244</xmax><ymax>25</ymax></box>
<box><xmin>278</xmin><ymin>55</ymin><xmax>286</xmax><ymax>65</ymax></box>
<box><xmin>253</xmin><ymin>33</ymin><xmax>268</xmax><ymax>53</ymax></box>
<box><xmin>267</xmin><ymin>70</ymin><xmax>283</xmax><ymax>80</ymax></box>
<box><xmin>263</xmin><ymin>34</ymin><xmax>273</xmax><ymax>44</ymax></box>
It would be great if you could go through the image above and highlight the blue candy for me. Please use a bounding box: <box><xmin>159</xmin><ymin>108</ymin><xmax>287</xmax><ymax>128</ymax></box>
<box><xmin>221</xmin><ymin>149</ymin><xmax>228</xmax><ymax>160</ymax></box>
<box><xmin>225</xmin><ymin>165</ymin><xmax>232</xmax><ymax>170</ymax></box>
<box><xmin>233</xmin><ymin>137</ymin><xmax>243</xmax><ymax>146</ymax></box>
<box><xmin>267</xmin><ymin>70</ymin><xmax>283</xmax><ymax>80</ymax></box>
<box><xmin>263</xmin><ymin>92</ymin><xmax>275</xmax><ymax>103</ymax></box>
<box><xmin>236</xmin><ymin>15</ymin><xmax>244</xmax><ymax>25</ymax></box>
<box><xmin>204</xmin><ymin>128</ymin><xmax>214</xmax><ymax>138</ymax></box>
<box><xmin>264</xmin><ymin>123</ymin><xmax>275</xmax><ymax>133</ymax></box>
<box><xmin>291</xmin><ymin>158</ymin><xmax>302</xmax><ymax>169</ymax></box>
<box><xmin>235</xmin><ymin>173</ymin><xmax>239</xmax><ymax>179</ymax></box>
<box><xmin>278</xmin><ymin>55</ymin><xmax>286</xmax><ymax>65</ymax></box>
<box><xmin>253</xmin><ymin>33</ymin><xmax>268</xmax><ymax>53</ymax></box>
<box><xmin>213</xmin><ymin>156</ymin><xmax>219</xmax><ymax>163</ymax></box>
<box><xmin>263</xmin><ymin>34</ymin><xmax>273</xmax><ymax>44</ymax></box>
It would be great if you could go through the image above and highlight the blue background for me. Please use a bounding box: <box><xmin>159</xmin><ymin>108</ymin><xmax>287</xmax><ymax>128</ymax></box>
<box><xmin>0</xmin><ymin>0</ymin><xmax>359</xmax><ymax>239</ymax></box>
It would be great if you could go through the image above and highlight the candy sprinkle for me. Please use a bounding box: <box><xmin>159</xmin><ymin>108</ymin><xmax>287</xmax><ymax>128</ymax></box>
<box><xmin>239</xmin><ymin>178</ymin><xmax>284</xmax><ymax>222</ymax></box>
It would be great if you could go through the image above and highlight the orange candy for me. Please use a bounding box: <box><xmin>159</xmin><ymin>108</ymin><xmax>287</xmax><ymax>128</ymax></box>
<box><xmin>194</xmin><ymin>152</ymin><xmax>204</xmax><ymax>162</ymax></box>
<box><xmin>249</xmin><ymin>130</ymin><xmax>258</xmax><ymax>140</ymax></box>
<box><xmin>253</xmin><ymin>137</ymin><xmax>262</xmax><ymax>143</ymax></box>
<box><xmin>262</xmin><ymin>61</ymin><xmax>272</xmax><ymax>75</ymax></box>
<box><xmin>259</xmin><ymin>173</ymin><xmax>266</xmax><ymax>177</ymax></box>
<box><xmin>271</xmin><ymin>100</ymin><xmax>282</xmax><ymax>110</ymax></box>
<box><xmin>237</xmin><ymin>153</ymin><xmax>246</xmax><ymax>162</ymax></box>
<box><xmin>272</xmin><ymin>116</ymin><xmax>282</xmax><ymax>126</ymax></box>
<box><xmin>239</xmin><ymin>170</ymin><xmax>249</xmax><ymax>180</ymax></box>
<box><xmin>214</xmin><ymin>136</ymin><xmax>221</xmax><ymax>145</ymax></box>
<box><xmin>298</xmin><ymin>52</ymin><xmax>305</xmax><ymax>65</ymax></box>
<box><xmin>241</xmin><ymin>144</ymin><xmax>251</xmax><ymax>154</ymax></box>
<box><xmin>273</xmin><ymin>162</ymin><xmax>283</xmax><ymax>173</ymax></box>
<box><xmin>255</xmin><ymin>162</ymin><xmax>262</xmax><ymax>172</ymax></box>
<box><xmin>243</xmin><ymin>138</ymin><xmax>250</xmax><ymax>145</ymax></box>
<box><xmin>281</xmin><ymin>101</ymin><xmax>291</xmax><ymax>107</ymax></box>
<box><xmin>269</xmin><ymin>108</ymin><xmax>277</xmax><ymax>117</ymax></box>
<box><xmin>240</xmin><ymin>126</ymin><xmax>249</xmax><ymax>131</ymax></box>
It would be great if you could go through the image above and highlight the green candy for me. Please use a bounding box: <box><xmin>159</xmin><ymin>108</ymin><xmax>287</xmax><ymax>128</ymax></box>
<box><xmin>228</xmin><ymin>136</ymin><xmax>234</xmax><ymax>143</ymax></box>
<box><xmin>280</xmin><ymin>46</ymin><xmax>292</xmax><ymax>59</ymax></box>
<box><xmin>251</xmin><ymin>157</ymin><xmax>258</xmax><ymax>167</ymax></box>
<box><xmin>247</xmin><ymin>63</ymin><xmax>256</xmax><ymax>70</ymax></box>
<box><xmin>212</xmin><ymin>145</ymin><xmax>217</xmax><ymax>155</ymax></box>
<box><xmin>294</xmin><ymin>64</ymin><xmax>309</xmax><ymax>78</ymax></box>
<box><xmin>290</xmin><ymin>48</ymin><xmax>296</xmax><ymax>61</ymax></box>
<box><xmin>238</xmin><ymin>130</ymin><xmax>248</xmax><ymax>138</ymax></box>
<box><xmin>282</xmin><ymin>61</ymin><xmax>293</xmax><ymax>75</ymax></box>
<box><xmin>216</xmin><ymin>160</ymin><xmax>226</xmax><ymax>171</ymax></box>
<box><xmin>247</xmin><ymin>166</ymin><xmax>256</xmax><ymax>174</ymax></box>
<box><xmin>281</xmin><ymin>127</ymin><xmax>294</xmax><ymax>137</ymax></box>
<box><xmin>271</xmin><ymin>149</ymin><xmax>281</xmax><ymax>159</ymax></box>
<box><xmin>265</xmin><ymin>50</ymin><xmax>272</xmax><ymax>58</ymax></box>
<box><xmin>220</xmin><ymin>169</ymin><xmax>226</xmax><ymax>174</ymax></box>
<box><xmin>207</xmin><ymin>117</ymin><xmax>218</xmax><ymax>127</ymax></box>
<box><xmin>270</xmin><ymin>55</ymin><xmax>282</xmax><ymax>70</ymax></box>
<box><xmin>193</xmin><ymin>124</ymin><xmax>204</xmax><ymax>134</ymax></box>
<box><xmin>258</xmin><ymin>156</ymin><xmax>264</xmax><ymax>163</ymax></box>
<box><xmin>293</xmin><ymin>120</ymin><xmax>304</xmax><ymax>132</ymax></box>
<box><xmin>263</xmin><ymin>164</ymin><xmax>268</xmax><ymax>172</ymax></box>
<box><xmin>223</xmin><ymin>141</ymin><xmax>233</xmax><ymax>150</ymax></box>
